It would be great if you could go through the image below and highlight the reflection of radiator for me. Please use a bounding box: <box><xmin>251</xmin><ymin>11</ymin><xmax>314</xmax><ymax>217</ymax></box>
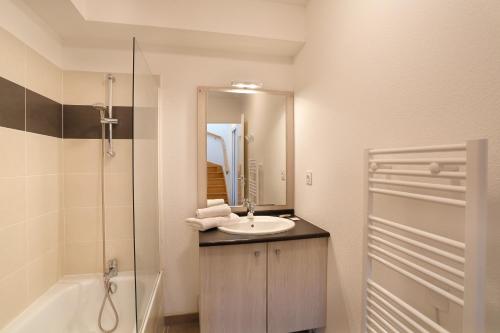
<box><xmin>248</xmin><ymin>159</ymin><xmax>260</xmax><ymax>204</ymax></box>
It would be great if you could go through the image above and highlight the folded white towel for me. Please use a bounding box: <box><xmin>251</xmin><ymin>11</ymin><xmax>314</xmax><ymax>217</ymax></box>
<box><xmin>185</xmin><ymin>213</ymin><xmax>240</xmax><ymax>231</ymax></box>
<box><xmin>207</xmin><ymin>199</ymin><xmax>225</xmax><ymax>207</ymax></box>
<box><xmin>196</xmin><ymin>204</ymin><xmax>232</xmax><ymax>219</ymax></box>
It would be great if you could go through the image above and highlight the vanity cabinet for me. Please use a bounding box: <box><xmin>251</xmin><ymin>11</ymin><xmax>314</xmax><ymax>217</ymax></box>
<box><xmin>199</xmin><ymin>238</ymin><xmax>327</xmax><ymax>333</ymax></box>
<box><xmin>267</xmin><ymin>239</ymin><xmax>327</xmax><ymax>333</ymax></box>
<box><xmin>199</xmin><ymin>242</ymin><xmax>267</xmax><ymax>333</ymax></box>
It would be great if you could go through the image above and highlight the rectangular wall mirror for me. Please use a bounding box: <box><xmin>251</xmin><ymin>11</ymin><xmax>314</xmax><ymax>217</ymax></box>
<box><xmin>197</xmin><ymin>87</ymin><xmax>294</xmax><ymax>212</ymax></box>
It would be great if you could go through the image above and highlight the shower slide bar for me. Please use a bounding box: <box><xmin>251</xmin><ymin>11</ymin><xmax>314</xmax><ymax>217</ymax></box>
<box><xmin>361</xmin><ymin>140</ymin><xmax>487</xmax><ymax>333</ymax></box>
<box><xmin>106</xmin><ymin>74</ymin><xmax>116</xmax><ymax>157</ymax></box>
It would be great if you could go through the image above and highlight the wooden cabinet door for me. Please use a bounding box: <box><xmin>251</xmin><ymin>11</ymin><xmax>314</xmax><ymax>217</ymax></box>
<box><xmin>200</xmin><ymin>243</ymin><xmax>267</xmax><ymax>333</ymax></box>
<box><xmin>267</xmin><ymin>238</ymin><xmax>328</xmax><ymax>333</ymax></box>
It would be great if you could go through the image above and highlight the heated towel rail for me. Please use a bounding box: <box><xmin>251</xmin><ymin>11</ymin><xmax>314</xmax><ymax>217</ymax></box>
<box><xmin>362</xmin><ymin>140</ymin><xmax>487</xmax><ymax>333</ymax></box>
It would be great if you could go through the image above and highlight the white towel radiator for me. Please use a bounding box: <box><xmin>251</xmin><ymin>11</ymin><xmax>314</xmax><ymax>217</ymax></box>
<box><xmin>248</xmin><ymin>159</ymin><xmax>260</xmax><ymax>205</ymax></box>
<box><xmin>361</xmin><ymin>140</ymin><xmax>487</xmax><ymax>333</ymax></box>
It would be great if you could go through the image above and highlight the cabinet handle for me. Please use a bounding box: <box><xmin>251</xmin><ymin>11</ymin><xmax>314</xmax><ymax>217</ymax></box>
<box><xmin>254</xmin><ymin>251</ymin><xmax>260</xmax><ymax>257</ymax></box>
<box><xmin>275</xmin><ymin>249</ymin><xmax>281</xmax><ymax>256</ymax></box>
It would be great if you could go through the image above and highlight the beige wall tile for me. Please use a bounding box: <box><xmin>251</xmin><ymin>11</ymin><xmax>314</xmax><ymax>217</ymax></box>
<box><xmin>64</xmin><ymin>173</ymin><xmax>99</xmax><ymax>208</ymax></box>
<box><xmin>63</xmin><ymin>139</ymin><xmax>100</xmax><ymax>173</ymax></box>
<box><xmin>62</xmin><ymin>71</ymin><xmax>132</xmax><ymax>106</ymax></box>
<box><xmin>0</xmin><ymin>27</ymin><xmax>26</xmax><ymax>86</ymax></box>
<box><xmin>64</xmin><ymin>242</ymin><xmax>99</xmax><ymax>274</ymax></box>
<box><xmin>96</xmin><ymin>241</ymin><xmax>104</xmax><ymax>273</ymax></box>
<box><xmin>58</xmin><ymin>210</ymin><xmax>65</xmax><ymax>245</ymax></box>
<box><xmin>0</xmin><ymin>177</ymin><xmax>26</xmax><ymax>229</ymax></box>
<box><xmin>26</xmin><ymin>47</ymin><xmax>62</xmax><ymax>103</ymax></box>
<box><xmin>65</xmin><ymin>206</ymin><xmax>100</xmax><ymax>243</ymax></box>
<box><xmin>0</xmin><ymin>223</ymin><xmax>27</xmax><ymax>280</ymax></box>
<box><xmin>104</xmin><ymin>139</ymin><xmax>132</xmax><ymax>174</ymax></box>
<box><xmin>0</xmin><ymin>127</ymin><xmax>26</xmax><ymax>177</ymax></box>
<box><xmin>63</xmin><ymin>71</ymin><xmax>106</xmax><ymax>105</ymax></box>
<box><xmin>0</xmin><ymin>268</ymin><xmax>28</xmax><ymax>328</ymax></box>
<box><xmin>27</xmin><ymin>211</ymin><xmax>59</xmax><ymax>261</ymax></box>
<box><xmin>27</xmin><ymin>133</ymin><xmax>62</xmax><ymax>176</ymax></box>
<box><xmin>105</xmin><ymin>205</ymin><xmax>133</xmax><ymax>240</ymax></box>
<box><xmin>26</xmin><ymin>174</ymin><xmax>60</xmax><ymax>218</ymax></box>
<box><xmin>110</xmin><ymin>73</ymin><xmax>133</xmax><ymax>107</ymax></box>
<box><xmin>104</xmin><ymin>172</ymin><xmax>133</xmax><ymax>206</ymax></box>
<box><xmin>27</xmin><ymin>249</ymin><xmax>58</xmax><ymax>301</ymax></box>
<box><xmin>106</xmin><ymin>239</ymin><xmax>134</xmax><ymax>271</ymax></box>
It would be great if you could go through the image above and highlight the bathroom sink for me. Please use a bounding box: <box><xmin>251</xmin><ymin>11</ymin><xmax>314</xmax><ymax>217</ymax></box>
<box><xmin>218</xmin><ymin>216</ymin><xmax>295</xmax><ymax>235</ymax></box>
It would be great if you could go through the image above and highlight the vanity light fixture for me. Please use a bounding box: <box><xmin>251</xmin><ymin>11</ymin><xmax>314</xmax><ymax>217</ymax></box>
<box><xmin>231</xmin><ymin>81</ymin><xmax>263</xmax><ymax>90</ymax></box>
<box><xmin>227</xmin><ymin>88</ymin><xmax>259</xmax><ymax>94</ymax></box>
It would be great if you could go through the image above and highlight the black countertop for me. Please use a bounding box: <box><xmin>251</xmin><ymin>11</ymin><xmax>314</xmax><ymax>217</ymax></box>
<box><xmin>198</xmin><ymin>215</ymin><xmax>330</xmax><ymax>247</ymax></box>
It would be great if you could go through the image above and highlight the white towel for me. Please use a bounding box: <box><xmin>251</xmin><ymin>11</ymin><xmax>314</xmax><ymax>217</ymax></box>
<box><xmin>207</xmin><ymin>199</ymin><xmax>225</xmax><ymax>207</ymax></box>
<box><xmin>185</xmin><ymin>213</ymin><xmax>240</xmax><ymax>231</ymax></box>
<box><xmin>196</xmin><ymin>204</ymin><xmax>232</xmax><ymax>219</ymax></box>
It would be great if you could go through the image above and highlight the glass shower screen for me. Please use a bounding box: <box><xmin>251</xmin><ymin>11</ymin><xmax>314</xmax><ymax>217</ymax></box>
<box><xmin>132</xmin><ymin>38</ymin><xmax>160</xmax><ymax>331</ymax></box>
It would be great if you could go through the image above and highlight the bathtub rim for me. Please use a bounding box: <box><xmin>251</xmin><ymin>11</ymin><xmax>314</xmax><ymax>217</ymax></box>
<box><xmin>1</xmin><ymin>271</ymin><xmax>136</xmax><ymax>332</ymax></box>
<box><xmin>137</xmin><ymin>270</ymin><xmax>163</xmax><ymax>333</ymax></box>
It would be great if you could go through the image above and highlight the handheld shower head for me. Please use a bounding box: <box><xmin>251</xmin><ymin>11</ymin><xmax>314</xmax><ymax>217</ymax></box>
<box><xmin>92</xmin><ymin>103</ymin><xmax>117</xmax><ymax>157</ymax></box>
<box><xmin>92</xmin><ymin>103</ymin><xmax>107</xmax><ymax>120</ymax></box>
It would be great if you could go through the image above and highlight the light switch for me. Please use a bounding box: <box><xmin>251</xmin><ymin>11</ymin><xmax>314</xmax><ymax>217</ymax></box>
<box><xmin>306</xmin><ymin>171</ymin><xmax>313</xmax><ymax>185</ymax></box>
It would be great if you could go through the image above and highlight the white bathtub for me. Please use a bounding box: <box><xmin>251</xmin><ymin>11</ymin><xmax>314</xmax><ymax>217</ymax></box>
<box><xmin>2</xmin><ymin>272</ymin><xmax>163</xmax><ymax>333</ymax></box>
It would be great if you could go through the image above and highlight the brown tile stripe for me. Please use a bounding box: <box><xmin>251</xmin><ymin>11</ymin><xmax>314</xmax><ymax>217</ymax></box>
<box><xmin>26</xmin><ymin>89</ymin><xmax>62</xmax><ymax>138</ymax></box>
<box><xmin>63</xmin><ymin>105</ymin><xmax>133</xmax><ymax>139</ymax></box>
<box><xmin>0</xmin><ymin>76</ymin><xmax>25</xmax><ymax>131</ymax></box>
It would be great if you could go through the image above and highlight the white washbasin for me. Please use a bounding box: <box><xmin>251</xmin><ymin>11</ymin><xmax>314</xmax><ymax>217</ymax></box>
<box><xmin>218</xmin><ymin>216</ymin><xmax>295</xmax><ymax>235</ymax></box>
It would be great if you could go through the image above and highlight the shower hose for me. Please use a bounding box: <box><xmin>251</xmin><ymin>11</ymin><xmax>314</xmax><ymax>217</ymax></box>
<box><xmin>98</xmin><ymin>278</ymin><xmax>119</xmax><ymax>332</ymax></box>
<box><xmin>97</xmin><ymin>115</ymin><xmax>119</xmax><ymax>333</ymax></box>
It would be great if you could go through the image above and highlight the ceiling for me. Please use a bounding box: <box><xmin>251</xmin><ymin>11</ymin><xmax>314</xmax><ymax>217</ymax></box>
<box><xmin>21</xmin><ymin>0</ymin><xmax>307</xmax><ymax>62</ymax></box>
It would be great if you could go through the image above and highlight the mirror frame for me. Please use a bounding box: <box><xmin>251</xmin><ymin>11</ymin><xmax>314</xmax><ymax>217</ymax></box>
<box><xmin>197</xmin><ymin>86</ymin><xmax>294</xmax><ymax>212</ymax></box>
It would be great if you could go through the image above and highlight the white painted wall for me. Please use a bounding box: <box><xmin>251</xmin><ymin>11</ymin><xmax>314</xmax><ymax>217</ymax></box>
<box><xmin>143</xmin><ymin>52</ymin><xmax>294</xmax><ymax>315</ymax></box>
<box><xmin>293</xmin><ymin>1</ymin><xmax>500</xmax><ymax>332</ymax></box>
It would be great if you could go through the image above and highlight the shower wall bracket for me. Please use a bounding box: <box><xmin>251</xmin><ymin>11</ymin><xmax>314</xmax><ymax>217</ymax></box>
<box><xmin>106</xmin><ymin>74</ymin><xmax>117</xmax><ymax>157</ymax></box>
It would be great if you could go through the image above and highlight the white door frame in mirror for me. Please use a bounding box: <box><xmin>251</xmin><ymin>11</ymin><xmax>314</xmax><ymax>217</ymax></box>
<box><xmin>197</xmin><ymin>86</ymin><xmax>294</xmax><ymax>213</ymax></box>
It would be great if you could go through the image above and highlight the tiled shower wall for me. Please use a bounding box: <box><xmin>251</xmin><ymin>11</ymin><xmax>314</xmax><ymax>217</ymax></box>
<box><xmin>62</xmin><ymin>71</ymin><xmax>134</xmax><ymax>275</ymax></box>
<box><xmin>0</xmin><ymin>27</ymin><xmax>63</xmax><ymax>327</ymax></box>
<box><xmin>0</xmin><ymin>27</ymin><xmax>134</xmax><ymax>327</ymax></box>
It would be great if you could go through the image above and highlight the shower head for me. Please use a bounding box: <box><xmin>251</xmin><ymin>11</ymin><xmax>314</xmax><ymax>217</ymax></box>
<box><xmin>92</xmin><ymin>103</ymin><xmax>117</xmax><ymax>158</ymax></box>
<box><xmin>92</xmin><ymin>103</ymin><xmax>107</xmax><ymax>120</ymax></box>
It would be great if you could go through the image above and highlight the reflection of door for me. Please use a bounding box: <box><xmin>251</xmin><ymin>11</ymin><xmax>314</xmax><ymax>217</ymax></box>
<box><xmin>238</xmin><ymin>114</ymin><xmax>245</xmax><ymax>205</ymax></box>
<box><xmin>231</xmin><ymin>127</ymin><xmax>237</xmax><ymax>206</ymax></box>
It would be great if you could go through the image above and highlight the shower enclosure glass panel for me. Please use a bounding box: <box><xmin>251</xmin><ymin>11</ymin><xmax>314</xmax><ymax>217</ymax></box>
<box><xmin>132</xmin><ymin>38</ymin><xmax>160</xmax><ymax>331</ymax></box>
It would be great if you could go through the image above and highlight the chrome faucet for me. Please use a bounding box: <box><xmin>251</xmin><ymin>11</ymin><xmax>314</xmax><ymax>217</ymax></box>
<box><xmin>104</xmin><ymin>258</ymin><xmax>118</xmax><ymax>281</ymax></box>
<box><xmin>244</xmin><ymin>199</ymin><xmax>255</xmax><ymax>218</ymax></box>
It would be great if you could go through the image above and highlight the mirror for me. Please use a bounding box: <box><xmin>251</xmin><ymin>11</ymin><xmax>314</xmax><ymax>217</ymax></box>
<box><xmin>198</xmin><ymin>88</ymin><xmax>294</xmax><ymax>210</ymax></box>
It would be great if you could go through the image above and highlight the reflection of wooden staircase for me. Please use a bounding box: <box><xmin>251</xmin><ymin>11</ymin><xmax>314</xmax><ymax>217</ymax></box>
<box><xmin>207</xmin><ymin>162</ymin><xmax>228</xmax><ymax>203</ymax></box>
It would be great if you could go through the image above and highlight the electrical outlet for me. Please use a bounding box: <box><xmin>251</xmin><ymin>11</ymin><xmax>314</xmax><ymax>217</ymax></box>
<box><xmin>306</xmin><ymin>171</ymin><xmax>313</xmax><ymax>185</ymax></box>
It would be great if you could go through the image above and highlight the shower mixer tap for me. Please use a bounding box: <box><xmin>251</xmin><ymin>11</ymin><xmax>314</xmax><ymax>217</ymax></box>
<box><xmin>105</xmin><ymin>258</ymin><xmax>118</xmax><ymax>280</ymax></box>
